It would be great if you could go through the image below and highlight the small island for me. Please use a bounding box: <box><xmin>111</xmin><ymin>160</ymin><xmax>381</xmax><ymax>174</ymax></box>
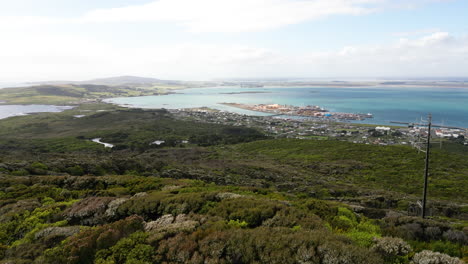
<box><xmin>220</xmin><ymin>102</ymin><xmax>373</xmax><ymax>121</ymax></box>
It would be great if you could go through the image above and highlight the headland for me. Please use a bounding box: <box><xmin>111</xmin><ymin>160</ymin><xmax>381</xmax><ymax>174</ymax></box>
<box><xmin>221</xmin><ymin>102</ymin><xmax>373</xmax><ymax>121</ymax></box>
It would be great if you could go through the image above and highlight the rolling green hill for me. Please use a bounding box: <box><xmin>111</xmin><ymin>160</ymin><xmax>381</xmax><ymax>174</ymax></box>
<box><xmin>0</xmin><ymin>104</ymin><xmax>466</xmax><ymax>263</ymax></box>
<box><xmin>0</xmin><ymin>83</ymin><xmax>182</xmax><ymax>105</ymax></box>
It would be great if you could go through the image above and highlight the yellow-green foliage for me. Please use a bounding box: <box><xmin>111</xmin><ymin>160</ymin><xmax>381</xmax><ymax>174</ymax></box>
<box><xmin>331</xmin><ymin>207</ymin><xmax>358</xmax><ymax>231</ymax></box>
<box><xmin>13</xmin><ymin>207</ymin><xmax>62</xmax><ymax>239</ymax></box>
<box><xmin>227</xmin><ymin>219</ymin><xmax>249</xmax><ymax>229</ymax></box>
<box><xmin>11</xmin><ymin>220</ymin><xmax>68</xmax><ymax>247</ymax></box>
<box><xmin>346</xmin><ymin>220</ymin><xmax>382</xmax><ymax>248</ymax></box>
<box><xmin>95</xmin><ymin>231</ymin><xmax>152</xmax><ymax>264</ymax></box>
<box><xmin>0</xmin><ymin>176</ymin><xmax>466</xmax><ymax>263</ymax></box>
<box><xmin>333</xmin><ymin>212</ymin><xmax>382</xmax><ymax>248</ymax></box>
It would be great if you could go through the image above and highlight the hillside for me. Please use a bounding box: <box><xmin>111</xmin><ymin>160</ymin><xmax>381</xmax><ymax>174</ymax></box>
<box><xmin>0</xmin><ymin>83</ymin><xmax>181</xmax><ymax>105</ymax></box>
<box><xmin>83</xmin><ymin>76</ymin><xmax>163</xmax><ymax>85</ymax></box>
<box><xmin>30</xmin><ymin>76</ymin><xmax>167</xmax><ymax>86</ymax></box>
<box><xmin>0</xmin><ymin>104</ymin><xmax>467</xmax><ymax>263</ymax></box>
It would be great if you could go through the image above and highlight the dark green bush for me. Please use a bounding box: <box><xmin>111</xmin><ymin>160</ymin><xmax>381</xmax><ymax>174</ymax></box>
<box><xmin>43</xmin><ymin>215</ymin><xmax>144</xmax><ymax>264</ymax></box>
<box><xmin>67</xmin><ymin>165</ymin><xmax>85</xmax><ymax>176</ymax></box>
<box><xmin>208</xmin><ymin>197</ymin><xmax>287</xmax><ymax>227</ymax></box>
<box><xmin>116</xmin><ymin>192</ymin><xmax>217</xmax><ymax>220</ymax></box>
<box><xmin>155</xmin><ymin>227</ymin><xmax>383</xmax><ymax>263</ymax></box>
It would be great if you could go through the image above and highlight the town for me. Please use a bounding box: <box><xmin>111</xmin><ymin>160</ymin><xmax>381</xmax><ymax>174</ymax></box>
<box><xmin>221</xmin><ymin>103</ymin><xmax>374</xmax><ymax>121</ymax></box>
<box><xmin>170</xmin><ymin>107</ymin><xmax>468</xmax><ymax>148</ymax></box>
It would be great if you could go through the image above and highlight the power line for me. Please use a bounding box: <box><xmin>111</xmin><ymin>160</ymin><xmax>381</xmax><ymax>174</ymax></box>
<box><xmin>390</xmin><ymin>114</ymin><xmax>452</xmax><ymax>218</ymax></box>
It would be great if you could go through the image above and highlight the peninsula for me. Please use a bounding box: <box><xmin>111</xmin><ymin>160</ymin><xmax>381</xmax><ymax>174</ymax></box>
<box><xmin>221</xmin><ymin>102</ymin><xmax>373</xmax><ymax>121</ymax></box>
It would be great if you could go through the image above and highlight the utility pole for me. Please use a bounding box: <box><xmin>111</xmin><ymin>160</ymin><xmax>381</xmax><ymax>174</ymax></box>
<box><xmin>390</xmin><ymin>114</ymin><xmax>466</xmax><ymax>218</ymax></box>
<box><xmin>422</xmin><ymin>114</ymin><xmax>431</xmax><ymax>218</ymax></box>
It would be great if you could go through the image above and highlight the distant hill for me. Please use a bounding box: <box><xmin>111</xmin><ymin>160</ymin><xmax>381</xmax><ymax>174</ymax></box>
<box><xmin>83</xmin><ymin>76</ymin><xmax>162</xmax><ymax>85</ymax></box>
<box><xmin>30</xmin><ymin>76</ymin><xmax>175</xmax><ymax>86</ymax></box>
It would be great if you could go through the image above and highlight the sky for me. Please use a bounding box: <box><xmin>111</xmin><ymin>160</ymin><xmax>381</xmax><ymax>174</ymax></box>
<box><xmin>0</xmin><ymin>0</ymin><xmax>467</xmax><ymax>82</ymax></box>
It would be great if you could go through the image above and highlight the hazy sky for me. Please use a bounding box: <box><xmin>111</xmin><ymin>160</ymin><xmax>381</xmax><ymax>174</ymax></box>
<box><xmin>0</xmin><ymin>0</ymin><xmax>467</xmax><ymax>81</ymax></box>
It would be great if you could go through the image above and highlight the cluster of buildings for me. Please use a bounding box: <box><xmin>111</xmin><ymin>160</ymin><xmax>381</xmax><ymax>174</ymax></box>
<box><xmin>224</xmin><ymin>103</ymin><xmax>373</xmax><ymax>121</ymax></box>
<box><xmin>169</xmin><ymin>108</ymin><xmax>468</xmax><ymax>147</ymax></box>
<box><xmin>408</xmin><ymin>126</ymin><xmax>465</xmax><ymax>139</ymax></box>
<box><xmin>254</xmin><ymin>104</ymin><xmax>326</xmax><ymax>114</ymax></box>
<box><xmin>434</xmin><ymin>128</ymin><xmax>464</xmax><ymax>138</ymax></box>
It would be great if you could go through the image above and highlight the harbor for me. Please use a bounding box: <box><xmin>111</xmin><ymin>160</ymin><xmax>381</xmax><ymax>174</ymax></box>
<box><xmin>220</xmin><ymin>102</ymin><xmax>373</xmax><ymax>121</ymax></box>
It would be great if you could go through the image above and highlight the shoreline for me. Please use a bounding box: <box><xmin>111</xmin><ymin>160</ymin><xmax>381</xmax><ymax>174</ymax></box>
<box><xmin>2</xmin><ymin>83</ymin><xmax>467</xmax><ymax>128</ymax></box>
<box><xmin>0</xmin><ymin>105</ymin><xmax>75</xmax><ymax>120</ymax></box>
<box><xmin>256</xmin><ymin>84</ymin><xmax>468</xmax><ymax>89</ymax></box>
<box><xmin>219</xmin><ymin>102</ymin><xmax>373</xmax><ymax>121</ymax></box>
<box><xmin>102</xmin><ymin>100</ymin><xmax>467</xmax><ymax>129</ymax></box>
<box><xmin>2</xmin><ymin>101</ymin><xmax>465</xmax><ymax>129</ymax></box>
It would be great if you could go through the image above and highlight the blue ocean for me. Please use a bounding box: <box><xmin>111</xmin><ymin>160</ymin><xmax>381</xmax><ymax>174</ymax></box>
<box><xmin>106</xmin><ymin>87</ymin><xmax>468</xmax><ymax>128</ymax></box>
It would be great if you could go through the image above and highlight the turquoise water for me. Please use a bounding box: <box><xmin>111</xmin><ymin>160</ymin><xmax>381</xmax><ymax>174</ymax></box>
<box><xmin>0</xmin><ymin>105</ymin><xmax>73</xmax><ymax>120</ymax></box>
<box><xmin>105</xmin><ymin>87</ymin><xmax>468</xmax><ymax>128</ymax></box>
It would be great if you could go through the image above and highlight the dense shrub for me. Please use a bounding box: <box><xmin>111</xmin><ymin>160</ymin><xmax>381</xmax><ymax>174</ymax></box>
<box><xmin>208</xmin><ymin>197</ymin><xmax>287</xmax><ymax>227</ymax></box>
<box><xmin>42</xmin><ymin>215</ymin><xmax>144</xmax><ymax>264</ymax></box>
<box><xmin>155</xmin><ymin>227</ymin><xmax>383</xmax><ymax>264</ymax></box>
<box><xmin>28</xmin><ymin>162</ymin><xmax>48</xmax><ymax>175</ymax></box>
<box><xmin>262</xmin><ymin>207</ymin><xmax>324</xmax><ymax>230</ymax></box>
<box><xmin>381</xmin><ymin>216</ymin><xmax>451</xmax><ymax>241</ymax></box>
<box><xmin>331</xmin><ymin>207</ymin><xmax>358</xmax><ymax>231</ymax></box>
<box><xmin>116</xmin><ymin>191</ymin><xmax>217</xmax><ymax>220</ymax></box>
<box><xmin>303</xmin><ymin>199</ymin><xmax>338</xmax><ymax>220</ymax></box>
<box><xmin>409</xmin><ymin>240</ymin><xmax>465</xmax><ymax>259</ymax></box>
<box><xmin>0</xmin><ymin>174</ymin><xmax>466</xmax><ymax>263</ymax></box>
<box><xmin>411</xmin><ymin>250</ymin><xmax>463</xmax><ymax>264</ymax></box>
<box><xmin>443</xmin><ymin>230</ymin><xmax>468</xmax><ymax>245</ymax></box>
<box><xmin>66</xmin><ymin>165</ymin><xmax>85</xmax><ymax>176</ymax></box>
<box><xmin>373</xmin><ymin>237</ymin><xmax>411</xmax><ymax>259</ymax></box>
<box><xmin>95</xmin><ymin>231</ymin><xmax>152</xmax><ymax>264</ymax></box>
<box><xmin>64</xmin><ymin>196</ymin><xmax>115</xmax><ymax>225</ymax></box>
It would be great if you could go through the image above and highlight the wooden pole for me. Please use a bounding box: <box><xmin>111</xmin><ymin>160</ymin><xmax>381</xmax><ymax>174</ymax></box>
<box><xmin>422</xmin><ymin>114</ymin><xmax>431</xmax><ymax>218</ymax></box>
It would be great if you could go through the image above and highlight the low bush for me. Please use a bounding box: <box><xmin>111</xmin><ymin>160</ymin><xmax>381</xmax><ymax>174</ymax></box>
<box><xmin>412</xmin><ymin>250</ymin><xmax>463</xmax><ymax>264</ymax></box>
<box><xmin>43</xmin><ymin>215</ymin><xmax>144</xmax><ymax>264</ymax></box>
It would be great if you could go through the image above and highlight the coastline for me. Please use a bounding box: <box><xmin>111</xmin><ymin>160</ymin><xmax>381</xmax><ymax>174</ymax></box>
<box><xmin>260</xmin><ymin>84</ymin><xmax>468</xmax><ymax>89</ymax></box>
<box><xmin>219</xmin><ymin>102</ymin><xmax>373</xmax><ymax>122</ymax></box>
<box><xmin>2</xmin><ymin>83</ymin><xmax>468</xmax><ymax>128</ymax></box>
<box><xmin>0</xmin><ymin>105</ymin><xmax>75</xmax><ymax>120</ymax></box>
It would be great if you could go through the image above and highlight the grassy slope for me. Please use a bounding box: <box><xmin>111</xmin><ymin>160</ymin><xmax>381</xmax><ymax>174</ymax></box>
<box><xmin>0</xmin><ymin>104</ymin><xmax>266</xmax><ymax>155</ymax></box>
<box><xmin>0</xmin><ymin>105</ymin><xmax>467</xmax><ymax>263</ymax></box>
<box><xmin>0</xmin><ymin>175</ymin><xmax>466</xmax><ymax>263</ymax></box>
<box><xmin>0</xmin><ymin>83</ymin><xmax>184</xmax><ymax>105</ymax></box>
<box><xmin>227</xmin><ymin>139</ymin><xmax>468</xmax><ymax>201</ymax></box>
<box><xmin>0</xmin><ymin>105</ymin><xmax>466</xmax><ymax>204</ymax></box>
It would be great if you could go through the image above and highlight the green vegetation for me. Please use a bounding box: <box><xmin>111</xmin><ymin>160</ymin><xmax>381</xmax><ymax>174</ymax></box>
<box><xmin>0</xmin><ymin>83</ymin><xmax>183</xmax><ymax>105</ymax></box>
<box><xmin>0</xmin><ymin>104</ymin><xmax>267</xmax><ymax>154</ymax></box>
<box><xmin>230</xmin><ymin>139</ymin><xmax>468</xmax><ymax>202</ymax></box>
<box><xmin>0</xmin><ymin>103</ymin><xmax>467</xmax><ymax>263</ymax></box>
<box><xmin>0</xmin><ymin>176</ymin><xmax>466</xmax><ymax>263</ymax></box>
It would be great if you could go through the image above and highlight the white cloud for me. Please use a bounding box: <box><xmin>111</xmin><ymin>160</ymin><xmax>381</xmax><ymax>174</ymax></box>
<box><xmin>298</xmin><ymin>32</ymin><xmax>468</xmax><ymax>77</ymax></box>
<box><xmin>392</xmin><ymin>28</ymin><xmax>441</xmax><ymax>37</ymax></box>
<box><xmin>0</xmin><ymin>0</ymin><xmax>381</xmax><ymax>33</ymax></box>
<box><xmin>0</xmin><ymin>0</ymin><xmax>451</xmax><ymax>33</ymax></box>
<box><xmin>0</xmin><ymin>31</ymin><xmax>467</xmax><ymax>82</ymax></box>
<box><xmin>79</xmin><ymin>0</ymin><xmax>382</xmax><ymax>33</ymax></box>
<box><xmin>0</xmin><ymin>31</ymin><xmax>283</xmax><ymax>81</ymax></box>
